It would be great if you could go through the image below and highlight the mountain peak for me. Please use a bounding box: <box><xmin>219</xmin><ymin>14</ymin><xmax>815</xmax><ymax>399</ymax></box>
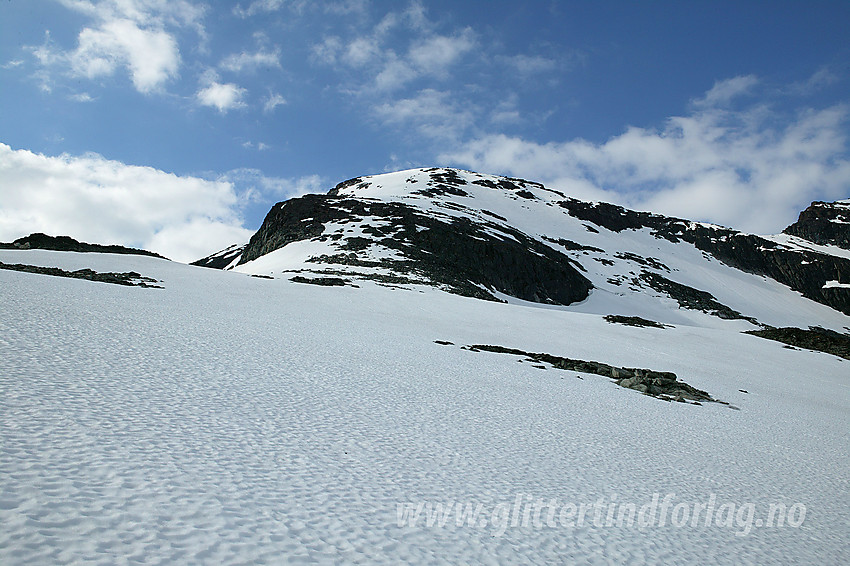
<box><xmin>326</xmin><ymin>167</ymin><xmax>560</xmax><ymax>203</ymax></box>
<box><xmin>194</xmin><ymin>168</ymin><xmax>850</xmax><ymax>328</ymax></box>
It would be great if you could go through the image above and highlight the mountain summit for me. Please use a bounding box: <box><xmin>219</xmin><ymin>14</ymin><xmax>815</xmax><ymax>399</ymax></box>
<box><xmin>195</xmin><ymin>167</ymin><xmax>850</xmax><ymax>329</ymax></box>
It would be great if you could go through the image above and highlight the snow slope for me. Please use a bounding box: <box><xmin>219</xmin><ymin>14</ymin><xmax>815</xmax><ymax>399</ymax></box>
<box><xmin>1</xmin><ymin>249</ymin><xmax>848</xmax><ymax>564</ymax></box>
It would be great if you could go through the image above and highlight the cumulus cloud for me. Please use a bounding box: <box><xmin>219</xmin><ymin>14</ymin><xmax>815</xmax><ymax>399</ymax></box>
<box><xmin>307</xmin><ymin>3</ymin><xmax>491</xmax><ymax>141</ymax></box>
<box><xmin>70</xmin><ymin>19</ymin><xmax>180</xmax><ymax>93</ymax></box>
<box><xmin>0</xmin><ymin>143</ymin><xmax>253</xmax><ymax>262</ymax></box>
<box><xmin>32</xmin><ymin>0</ymin><xmax>205</xmax><ymax>94</ymax></box>
<box><xmin>196</xmin><ymin>72</ymin><xmax>247</xmax><ymax>112</ymax></box>
<box><xmin>441</xmin><ymin>77</ymin><xmax>850</xmax><ymax>234</ymax></box>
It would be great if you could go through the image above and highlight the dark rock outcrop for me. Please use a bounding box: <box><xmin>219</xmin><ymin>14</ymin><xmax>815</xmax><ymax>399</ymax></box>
<box><xmin>463</xmin><ymin>344</ymin><xmax>718</xmax><ymax>404</ymax></box>
<box><xmin>191</xmin><ymin>244</ymin><xmax>246</xmax><ymax>269</ymax></box>
<box><xmin>0</xmin><ymin>261</ymin><xmax>161</xmax><ymax>287</ymax></box>
<box><xmin>783</xmin><ymin>200</ymin><xmax>850</xmax><ymax>250</ymax></box>
<box><xmin>239</xmin><ymin>188</ymin><xmax>593</xmax><ymax>305</ymax></box>
<box><xmin>0</xmin><ymin>233</ymin><xmax>166</xmax><ymax>259</ymax></box>
<box><xmin>640</xmin><ymin>271</ymin><xmax>757</xmax><ymax>323</ymax></box>
<box><xmin>745</xmin><ymin>326</ymin><xmax>850</xmax><ymax>360</ymax></box>
<box><xmin>604</xmin><ymin>315</ymin><xmax>670</xmax><ymax>329</ymax></box>
<box><xmin>290</xmin><ymin>275</ymin><xmax>352</xmax><ymax>287</ymax></box>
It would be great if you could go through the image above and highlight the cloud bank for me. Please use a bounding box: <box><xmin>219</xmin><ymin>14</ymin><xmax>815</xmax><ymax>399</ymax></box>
<box><xmin>441</xmin><ymin>77</ymin><xmax>850</xmax><ymax>234</ymax></box>
<box><xmin>0</xmin><ymin>144</ymin><xmax>252</xmax><ymax>262</ymax></box>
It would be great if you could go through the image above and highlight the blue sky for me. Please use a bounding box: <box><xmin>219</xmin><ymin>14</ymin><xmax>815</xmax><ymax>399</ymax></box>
<box><xmin>1</xmin><ymin>0</ymin><xmax>849</xmax><ymax>261</ymax></box>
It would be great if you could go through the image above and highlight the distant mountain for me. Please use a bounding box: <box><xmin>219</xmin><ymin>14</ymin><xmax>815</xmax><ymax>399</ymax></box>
<box><xmin>195</xmin><ymin>167</ymin><xmax>850</xmax><ymax>323</ymax></box>
<box><xmin>0</xmin><ymin>233</ymin><xmax>167</xmax><ymax>259</ymax></box>
<box><xmin>783</xmin><ymin>199</ymin><xmax>850</xmax><ymax>250</ymax></box>
<box><xmin>190</xmin><ymin>243</ymin><xmax>246</xmax><ymax>269</ymax></box>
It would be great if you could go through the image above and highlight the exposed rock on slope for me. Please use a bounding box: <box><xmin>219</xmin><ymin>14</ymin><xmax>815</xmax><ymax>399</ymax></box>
<box><xmin>461</xmin><ymin>343</ymin><xmax>718</xmax><ymax>404</ymax></box>
<box><xmin>0</xmin><ymin>261</ymin><xmax>161</xmax><ymax>287</ymax></box>
<box><xmin>559</xmin><ymin>199</ymin><xmax>850</xmax><ymax>315</ymax></box>
<box><xmin>744</xmin><ymin>326</ymin><xmax>850</xmax><ymax>360</ymax></box>
<box><xmin>783</xmin><ymin>200</ymin><xmax>850</xmax><ymax>250</ymax></box>
<box><xmin>191</xmin><ymin>243</ymin><xmax>246</xmax><ymax>269</ymax></box>
<box><xmin>239</xmin><ymin>193</ymin><xmax>593</xmax><ymax>304</ymax></box>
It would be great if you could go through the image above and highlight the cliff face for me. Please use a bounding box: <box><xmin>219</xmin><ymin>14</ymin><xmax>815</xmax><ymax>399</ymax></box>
<box><xmin>783</xmin><ymin>200</ymin><xmax>850</xmax><ymax>250</ymax></box>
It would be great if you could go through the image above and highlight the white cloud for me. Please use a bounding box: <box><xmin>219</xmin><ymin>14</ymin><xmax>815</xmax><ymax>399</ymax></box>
<box><xmin>499</xmin><ymin>54</ymin><xmax>558</xmax><ymax>76</ymax></box>
<box><xmin>401</xmin><ymin>1</ymin><xmax>429</xmax><ymax>32</ymax></box>
<box><xmin>311</xmin><ymin>36</ymin><xmax>343</xmax><ymax>65</ymax></box>
<box><xmin>370</xmin><ymin>29</ymin><xmax>477</xmax><ymax>90</ymax></box>
<box><xmin>145</xmin><ymin>219</ymin><xmax>253</xmax><ymax>262</ymax></box>
<box><xmin>69</xmin><ymin>92</ymin><xmax>95</xmax><ymax>102</ymax></box>
<box><xmin>375</xmin><ymin>89</ymin><xmax>474</xmax><ymax>141</ymax></box>
<box><xmin>220</xmin><ymin>48</ymin><xmax>281</xmax><ymax>73</ymax></box>
<box><xmin>374</xmin><ymin>57</ymin><xmax>417</xmax><ymax>91</ymax></box>
<box><xmin>694</xmin><ymin>75</ymin><xmax>758</xmax><ymax>108</ymax></box>
<box><xmin>263</xmin><ymin>92</ymin><xmax>287</xmax><ymax>113</ymax></box>
<box><xmin>788</xmin><ymin>66</ymin><xmax>839</xmax><ymax>96</ymax></box>
<box><xmin>233</xmin><ymin>0</ymin><xmax>287</xmax><ymax>18</ymax></box>
<box><xmin>323</xmin><ymin>0</ymin><xmax>369</xmax><ymax>15</ymax></box>
<box><xmin>241</xmin><ymin>141</ymin><xmax>271</xmax><ymax>151</ymax></box>
<box><xmin>219</xmin><ymin>168</ymin><xmax>325</xmax><ymax>202</ymax></box>
<box><xmin>313</xmin><ymin>6</ymin><xmax>476</xmax><ymax>93</ymax></box>
<box><xmin>343</xmin><ymin>37</ymin><xmax>381</xmax><ymax>67</ymax></box>
<box><xmin>56</xmin><ymin>0</ymin><xmax>205</xmax><ymax>30</ymax></box>
<box><xmin>489</xmin><ymin>95</ymin><xmax>521</xmax><ymax>124</ymax></box>
<box><xmin>0</xmin><ymin>143</ymin><xmax>253</xmax><ymax>262</ymax></box>
<box><xmin>70</xmin><ymin>18</ymin><xmax>180</xmax><ymax>93</ymax></box>
<box><xmin>196</xmin><ymin>74</ymin><xmax>247</xmax><ymax>113</ymax></box>
<box><xmin>33</xmin><ymin>0</ymin><xmax>205</xmax><ymax>94</ymax></box>
<box><xmin>441</xmin><ymin>78</ymin><xmax>850</xmax><ymax>234</ymax></box>
<box><xmin>407</xmin><ymin>29</ymin><xmax>475</xmax><ymax>77</ymax></box>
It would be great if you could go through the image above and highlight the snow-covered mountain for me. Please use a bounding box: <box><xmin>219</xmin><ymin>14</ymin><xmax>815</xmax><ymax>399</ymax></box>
<box><xmin>199</xmin><ymin>167</ymin><xmax>850</xmax><ymax>330</ymax></box>
<box><xmin>2</xmin><ymin>168</ymin><xmax>849</xmax><ymax>564</ymax></box>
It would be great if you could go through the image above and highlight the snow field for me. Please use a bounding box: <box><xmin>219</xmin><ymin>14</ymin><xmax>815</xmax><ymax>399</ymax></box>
<box><xmin>1</xmin><ymin>250</ymin><xmax>848</xmax><ymax>564</ymax></box>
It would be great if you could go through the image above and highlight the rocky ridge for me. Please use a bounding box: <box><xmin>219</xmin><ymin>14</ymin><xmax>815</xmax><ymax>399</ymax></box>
<box><xmin>1</xmin><ymin>233</ymin><xmax>167</xmax><ymax>259</ymax></box>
